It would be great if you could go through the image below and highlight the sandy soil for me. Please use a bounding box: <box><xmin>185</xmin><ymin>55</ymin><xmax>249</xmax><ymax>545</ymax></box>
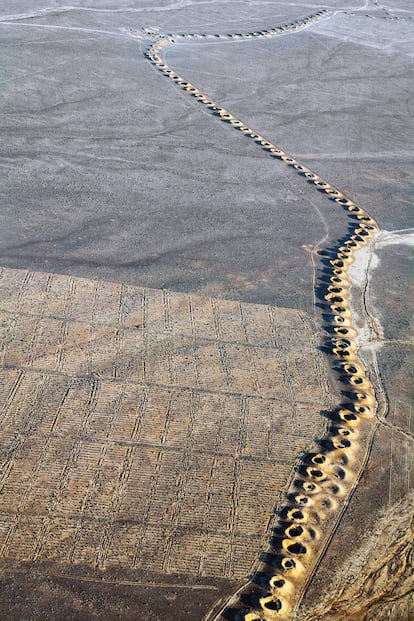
<box><xmin>0</xmin><ymin>1</ymin><xmax>413</xmax><ymax>619</ymax></box>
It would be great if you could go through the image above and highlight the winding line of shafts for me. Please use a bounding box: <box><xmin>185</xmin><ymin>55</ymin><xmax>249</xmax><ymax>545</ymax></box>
<box><xmin>143</xmin><ymin>11</ymin><xmax>379</xmax><ymax>620</ymax></box>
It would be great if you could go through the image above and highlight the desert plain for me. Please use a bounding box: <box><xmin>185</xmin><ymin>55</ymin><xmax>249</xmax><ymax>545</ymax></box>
<box><xmin>0</xmin><ymin>1</ymin><xmax>413</xmax><ymax>620</ymax></box>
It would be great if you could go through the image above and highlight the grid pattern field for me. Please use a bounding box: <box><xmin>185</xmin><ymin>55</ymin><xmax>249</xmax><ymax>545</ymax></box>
<box><xmin>0</xmin><ymin>267</ymin><xmax>332</xmax><ymax>579</ymax></box>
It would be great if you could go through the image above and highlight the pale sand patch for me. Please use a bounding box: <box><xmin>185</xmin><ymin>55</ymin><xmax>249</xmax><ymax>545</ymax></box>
<box><xmin>348</xmin><ymin>229</ymin><xmax>414</xmax><ymax>349</ymax></box>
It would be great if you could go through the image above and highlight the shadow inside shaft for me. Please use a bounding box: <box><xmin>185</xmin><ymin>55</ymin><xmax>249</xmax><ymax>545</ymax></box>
<box><xmin>222</xmin><ymin>607</ymin><xmax>255</xmax><ymax>621</ymax></box>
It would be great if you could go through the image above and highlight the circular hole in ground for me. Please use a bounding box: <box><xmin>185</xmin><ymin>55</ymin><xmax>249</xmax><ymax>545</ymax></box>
<box><xmin>264</xmin><ymin>599</ymin><xmax>282</xmax><ymax>612</ymax></box>
<box><xmin>287</xmin><ymin>542</ymin><xmax>307</xmax><ymax>555</ymax></box>
<box><xmin>340</xmin><ymin>411</ymin><xmax>358</xmax><ymax>422</ymax></box>
<box><xmin>287</xmin><ymin>525</ymin><xmax>304</xmax><ymax>537</ymax></box>
<box><xmin>309</xmin><ymin>468</ymin><xmax>323</xmax><ymax>478</ymax></box>
<box><xmin>290</xmin><ymin>510</ymin><xmax>304</xmax><ymax>520</ymax></box>
<box><xmin>271</xmin><ymin>579</ymin><xmax>285</xmax><ymax>589</ymax></box>
<box><xmin>303</xmin><ymin>482</ymin><xmax>319</xmax><ymax>493</ymax></box>
<box><xmin>281</xmin><ymin>558</ymin><xmax>296</xmax><ymax>570</ymax></box>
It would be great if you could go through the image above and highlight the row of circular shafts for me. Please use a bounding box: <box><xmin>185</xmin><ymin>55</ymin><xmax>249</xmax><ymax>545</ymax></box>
<box><xmin>145</xmin><ymin>10</ymin><xmax>329</xmax><ymax>42</ymax></box>
<box><xmin>143</xmin><ymin>18</ymin><xmax>379</xmax><ymax>621</ymax></box>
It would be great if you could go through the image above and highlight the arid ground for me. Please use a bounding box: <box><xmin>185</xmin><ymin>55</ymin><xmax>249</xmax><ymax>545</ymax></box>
<box><xmin>0</xmin><ymin>1</ymin><xmax>413</xmax><ymax>620</ymax></box>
